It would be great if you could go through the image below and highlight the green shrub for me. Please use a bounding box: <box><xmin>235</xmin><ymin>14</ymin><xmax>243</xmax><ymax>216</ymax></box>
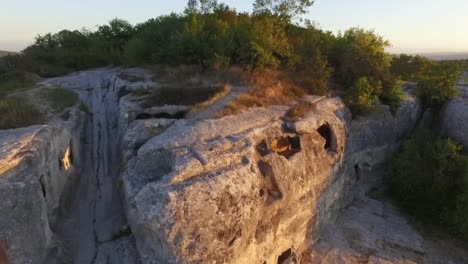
<box><xmin>380</xmin><ymin>78</ymin><xmax>405</xmax><ymax>113</ymax></box>
<box><xmin>0</xmin><ymin>71</ymin><xmax>39</xmax><ymax>98</ymax></box>
<box><xmin>0</xmin><ymin>96</ymin><xmax>43</xmax><ymax>129</ymax></box>
<box><xmin>345</xmin><ymin>77</ymin><xmax>381</xmax><ymax>115</ymax></box>
<box><xmin>41</xmin><ymin>86</ymin><xmax>79</xmax><ymax>112</ymax></box>
<box><xmin>417</xmin><ymin>65</ymin><xmax>460</xmax><ymax>108</ymax></box>
<box><xmin>331</xmin><ymin>28</ymin><xmax>392</xmax><ymax>88</ymax></box>
<box><xmin>391</xmin><ymin>130</ymin><xmax>468</xmax><ymax>238</ymax></box>
<box><xmin>390</xmin><ymin>54</ymin><xmax>434</xmax><ymax>82</ymax></box>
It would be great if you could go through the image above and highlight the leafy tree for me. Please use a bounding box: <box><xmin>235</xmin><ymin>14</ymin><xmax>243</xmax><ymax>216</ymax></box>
<box><xmin>253</xmin><ymin>0</ymin><xmax>315</xmax><ymax>19</ymax></box>
<box><xmin>345</xmin><ymin>77</ymin><xmax>381</xmax><ymax>114</ymax></box>
<box><xmin>124</xmin><ymin>37</ymin><xmax>148</xmax><ymax>64</ymax></box>
<box><xmin>390</xmin><ymin>54</ymin><xmax>433</xmax><ymax>81</ymax></box>
<box><xmin>380</xmin><ymin>77</ymin><xmax>405</xmax><ymax>113</ymax></box>
<box><xmin>391</xmin><ymin>130</ymin><xmax>468</xmax><ymax>237</ymax></box>
<box><xmin>417</xmin><ymin>62</ymin><xmax>460</xmax><ymax>108</ymax></box>
<box><xmin>332</xmin><ymin>28</ymin><xmax>392</xmax><ymax>88</ymax></box>
<box><xmin>185</xmin><ymin>0</ymin><xmax>220</xmax><ymax>14</ymax></box>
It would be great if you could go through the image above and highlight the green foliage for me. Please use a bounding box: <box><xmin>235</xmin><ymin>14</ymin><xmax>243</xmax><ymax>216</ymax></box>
<box><xmin>417</xmin><ymin>63</ymin><xmax>460</xmax><ymax>108</ymax></box>
<box><xmin>390</xmin><ymin>54</ymin><xmax>434</xmax><ymax>81</ymax></box>
<box><xmin>0</xmin><ymin>96</ymin><xmax>43</xmax><ymax>129</ymax></box>
<box><xmin>253</xmin><ymin>0</ymin><xmax>315</xmax><ymax>19</ymax></box>
<box><xmin>0</xmin><ymin>71</ymin><xmax>39</xmax><ymax>98</ymax></box>
<box><xmin>345</xmin><ymin>77</ymin><xmax>381</xmax><ymax>114</ymax></box>
<box><xmin>41</xmin><ymin>86</ymin><xmax>79</xmax><ymax>113</ymax></box>
<box><xmin>391</xmin><ymin>130</ymin><xmax>468</xmax><ymax>238</ymax></box>
<box><xmin>331</xmin><ymin>28</ymin><xmax>392</xmax><ymax>89</ymax></box>
<box><xmin>380</xmin><ymin>77</ymin><xmax>405</xmax><ymax>113</ymax></box>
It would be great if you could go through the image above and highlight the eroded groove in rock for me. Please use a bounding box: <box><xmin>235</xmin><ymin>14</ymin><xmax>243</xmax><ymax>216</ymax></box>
<box><xmin>43</xmin><ymin>70</ymin><xmax>138</xmax><ymax>264</ymax></box>
<box><xmin>258</xmin><ymin>160</ymin><xmax>283</xmax><ymax>203</ymax></box>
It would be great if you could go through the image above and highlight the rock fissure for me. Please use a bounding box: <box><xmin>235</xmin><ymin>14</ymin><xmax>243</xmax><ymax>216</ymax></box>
<box><xmin>41</xmin><ymin>70</ymin><xmax>137</xmax><ymax>264</ymax></box>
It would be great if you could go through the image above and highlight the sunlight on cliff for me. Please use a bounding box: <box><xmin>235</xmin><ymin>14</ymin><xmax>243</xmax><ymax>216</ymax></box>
<box><xmin>62</xmin><ymin>147</ymin><xmax>71</xmax><ymax>171</ymax></box>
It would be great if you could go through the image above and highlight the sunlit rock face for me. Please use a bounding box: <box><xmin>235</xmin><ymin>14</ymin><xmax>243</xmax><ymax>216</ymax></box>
<box><xmin>123</xmin><ymin>91</ymin><xmax>422</xmax><ymax>264</ymax></box>
<box><xmin>0</xmin><ymin>125</ymin><xmax>73</xmax><ymax>264</ymax></box>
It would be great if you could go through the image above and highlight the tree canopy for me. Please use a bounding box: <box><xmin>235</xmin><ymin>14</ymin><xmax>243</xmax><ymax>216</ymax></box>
<box><xmin>253</xmin><ymin>0</ymin><xmax>315</xmax><ymax>19</ymax></box>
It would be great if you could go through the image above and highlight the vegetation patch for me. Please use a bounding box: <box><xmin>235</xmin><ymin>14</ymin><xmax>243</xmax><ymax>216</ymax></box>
<box><xmin>41</xmin><ymin>86</ymin><xmax>79</xmax><ymax>113</ymax></box>
<box><xmin>0</xmin><ymin>71</ymin><xmax>39</xmax><ymax>98</ymax></box>
<box><xmin>0</xmin><ymin>96</ymin><xmax>43</xmax><ymax>129</ymax></box>
<box><xmin>391</xmin><ymin>129</ymin><xmax>468</xmax><ymax>238</ymax></box>
<box><xmin>284</xmin><ymin>101</ymin><xmax>317</xmax><ymax>121</ymax></box>
<box><xmin>144</xmin><ymin>85</ymin><xmax>225</xmax><ymax>107</ymax></box>
<box><xmin>218</xmin><ymin>81</ymin><xmax>305</xmax><ymax>117</ymax></box>
<box><xmin>117</xmin><ymin>73</ymin><xmax>145</xmax><ymax>82</ymax></box>
<box><xmin>191</xmin><ymin>84</ymin><xmax>232</xmax><ymax>112</ymax></box>
<box><xmin>416</xmin><ymin>63</ymin><xmax>461</xmax><ymax>108</ymax></box>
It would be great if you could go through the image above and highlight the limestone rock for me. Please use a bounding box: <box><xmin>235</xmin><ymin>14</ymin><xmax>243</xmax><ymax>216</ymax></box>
<box><xmin>441</xmin><ymin>87</ymin><xmax>468</xmax><ymax>148</ymax></box>
<box><xmin>0</xmin><ymin>125</ymin><xmax>73</xmax><ymax>264</ymax></box>
<box><xmin>123</xmin><ymin>92</ymin><xmax>422</xmax><ymax>264</ymax></box>
<box><xmin>95</xmin><ymin>237</ymin><xmax>141</xmax><ymax>264</ymax></box>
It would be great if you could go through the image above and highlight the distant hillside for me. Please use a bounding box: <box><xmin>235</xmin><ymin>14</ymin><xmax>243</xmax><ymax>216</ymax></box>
<box><xmin>418</xmin><ymin>52</ymin><xmax>468</xmax><ymax>61</ymax></box>
<box><xmin>0</xmin><ymin>50</ymin><xmax>16</xmax><ymax>57</ymax></box>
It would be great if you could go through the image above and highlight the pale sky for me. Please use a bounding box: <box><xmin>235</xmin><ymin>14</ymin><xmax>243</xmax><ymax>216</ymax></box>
<box><xmin>1</xmin><ymin>0</ymin><xmax>467</xmax><ymax>53</ymax></box>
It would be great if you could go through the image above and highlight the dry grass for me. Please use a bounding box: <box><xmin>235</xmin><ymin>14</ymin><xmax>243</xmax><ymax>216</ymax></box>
<box><xmin>0</xmin><ymin>96</ymin><xmax>43</xmax><ymax>129</ymax></box>
<box><xmin>144</xmin><ymin>84</ymin><xmax>226</xmax><ymax>107</ymax></box>
<box><xmin>217</xmin><ymin>70</ymin><xmax>307</xmax><ymax>117</ymax></box>
<box><xmin>145</xmin><ymin>66</ymin><xmax>329</xmax><ymax>118</ymax></box>
<box><xmin>148</xmin><ymin>65</ymin><xmax>249</xmax><ymax>86</ymax></box>
<box><xmin>190</xmin><ymin>84</ymin><xmax>232</xmax><ymax>112</ymax></box>
<box><xmin>284</xmin><ymin>101</ymin><xmax>318</xmax><ymax>121</ymax></box>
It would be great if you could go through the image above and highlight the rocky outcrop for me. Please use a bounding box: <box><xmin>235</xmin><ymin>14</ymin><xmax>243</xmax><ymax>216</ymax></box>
<box><xmin>122</xmin><ymin>91</ymin><xmax>421</xmax><ymax>264</ymax></box>
<box><xmin>440</xmin><ymin>87</ymin><xmax>468</xmax><ymax>148</ymax></box>
<box><xmin>0</xmin><ymin>125</ymin><xmax>73</xmax><ymax>264</ymax></box>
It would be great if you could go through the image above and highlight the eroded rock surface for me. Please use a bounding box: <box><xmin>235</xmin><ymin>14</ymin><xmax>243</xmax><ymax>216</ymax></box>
<box><xmin>0</xmin><ymin>125</ymin><xmax>73</xmax><ymax>264</ymax></box>
<box><xmin>3</xmin><ymin>67</ymin><xmax>468</xmax><ymax>264</ymax></box>
<box><xmin>122</xmin><ymin>92</ymin><xmax>423</xmax><ymax>264</ymax></box>
<box><xmin>441</xmin><ymin>86</ymin><xmax>468</xmax><ymax>148</ymax></box>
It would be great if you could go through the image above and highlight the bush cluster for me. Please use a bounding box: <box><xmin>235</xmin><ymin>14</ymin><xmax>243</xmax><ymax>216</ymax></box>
<box><xmin>391</xmin><ymin>130</ymin><xmax>468</xmax><ymax>238</ymax></box>
<box><xmin>1</xmin><ymin>0</ymin><xmax>465</xmax><ymax>116</ymax></box>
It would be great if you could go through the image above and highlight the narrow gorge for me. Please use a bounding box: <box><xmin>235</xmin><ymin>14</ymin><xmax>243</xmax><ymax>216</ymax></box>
<box><xmin>1</xmin><ymin>68</ymin><xmax>468</xmax><ymax>264</ymax></box>
<box><xmin>43</xmin><ymin>70</ymin><xmax>133</xmax><ymax>263</ymax></box>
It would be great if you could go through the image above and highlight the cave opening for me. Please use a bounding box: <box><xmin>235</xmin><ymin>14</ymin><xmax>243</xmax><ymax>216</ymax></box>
<box><xmin>271</xmin><ymin>136</ymin><xmax>301</xmax><ymax>159</ymax></box>
<box><xmin>277</xmin><ymin>248</ymin><xmax>293</xmax><ymax>264</ymax></box>
<box><xmin>317</xmin><ymin>124</ymin><xmax>335</xmax><ymax>151</ymax></box>
<box><xmin>256</xmin><ymin>140</ymin><xmax>270</xmax><ymax>157</ymax></box>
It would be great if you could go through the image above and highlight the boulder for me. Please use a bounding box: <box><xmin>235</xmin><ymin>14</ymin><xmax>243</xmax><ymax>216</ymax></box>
<box><xmin>122</xmin><ymin>92</ymin><xmax>422</xmax><ymax>264</ymax></box>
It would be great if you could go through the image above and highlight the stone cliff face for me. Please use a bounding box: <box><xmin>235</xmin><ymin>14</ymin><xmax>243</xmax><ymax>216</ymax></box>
<box><xmin>441</xmin><ymin>86</ymin><xmax>468</xmax><ymax>148</ymax></box>
<box><xmin>121</xmin><ymin>91</ymin><xmax>421</xmax><ymax>263</ymax></box>
<box><xmin>0</xmin><ymin>125</ymin><xmax>73</xmax><ymax>263</ymax></box>
<box><xmin>2</xmin><ymin>68</ymin><xmax>468</xmax><ymax>264</ymax></box>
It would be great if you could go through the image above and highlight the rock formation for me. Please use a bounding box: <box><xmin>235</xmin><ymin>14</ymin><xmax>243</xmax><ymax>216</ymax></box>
<box><xmin>441</xmin><ymin>86</ymin><xmax>468</xmax><ymax>148</ymax></box>
<box><xmin>0</xmin><ymin>125</ymin><xmax>72</xmax><ymax>263</ymax></box>
<box><xmin>2</xmin><ymin>68</ymin><xmax>468</xmax><ymax>264</ymax></box>
<box><xmin>122</xmin><ymin>91</ymin><xmax>421</xmax><ymax>263</ymax></box>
